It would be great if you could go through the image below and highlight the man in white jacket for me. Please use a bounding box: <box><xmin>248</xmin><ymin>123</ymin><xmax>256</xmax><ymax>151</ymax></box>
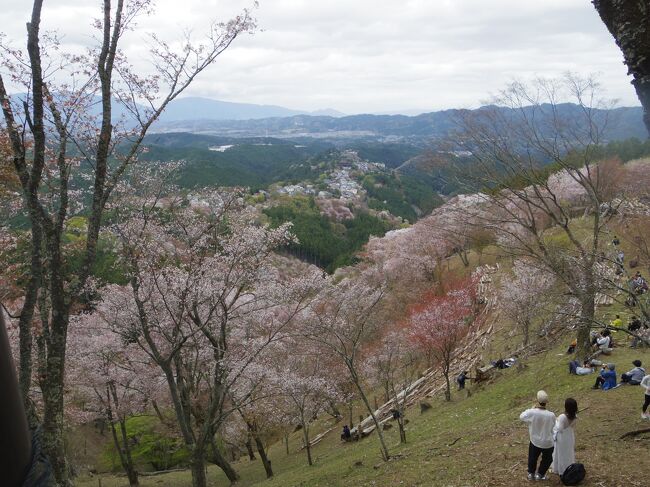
<box><xmin>520</xmin><ymin>390</ymin><xmax>556</xmax><ymax>481</ymax></box>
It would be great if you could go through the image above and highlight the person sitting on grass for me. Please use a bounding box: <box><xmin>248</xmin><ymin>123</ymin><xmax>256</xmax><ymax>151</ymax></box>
<box><xmin>592</xmin><ymin>330</ymin><xmax>612</xmax><ymax>356</ymax></box>
<box><xmin>576</xmin><ymin>360</ymin><xmax>595</xmax><ymax>375</ymax></box>
<box><xmin>621</xmin><ymin>360</ymin><xmax>645</xmax><ymax>385</ymax></box>
<box><xmin>520</xmin><ymin>390</ymin><xmax>556</xmax><ymax>481</ymax></box>
<box><xmin>631</xmin><ymin>326</ymin><xmax>650</xmax><ymax>349</ymax></box>
<box><xmin>628</xmin><ymin>316</ymin><xmax>642</xmax><ymax>332</ymax></box>
<box><xmin>610</xmin><ymin>314</ymin><xmax>623</xmax><ymax>329</ymax></box>
<box><xmin>566</xmin><ymin>338</ymin><xmax>577</xmax><ymax>354</ymax></box>
<box><xmin>341</xmin><ymin>425</ymin><xmax>351</xmax><ymax>441</ymax></box>
<box><xmin>592</xmin><ymin>363</ymin><xmax>617</xmax><ymax>390</ymax></box>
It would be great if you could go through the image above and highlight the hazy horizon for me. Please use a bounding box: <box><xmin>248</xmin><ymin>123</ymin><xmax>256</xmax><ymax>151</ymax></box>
<box><xmin>0</xmin><ymin>0</ymin><xmax>642</xmax><ymax>114</ymax></box>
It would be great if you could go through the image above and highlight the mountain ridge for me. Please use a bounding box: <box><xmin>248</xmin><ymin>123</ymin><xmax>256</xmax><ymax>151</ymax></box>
<box><xmin>157</xmin><ymin>96</ymin><xmax>345</xmax><ymax>121</ymax></box>
<box><xmin>150</xmin><ymin>104</ymin><xmax>647</xmax><ymax>142</ymax></box>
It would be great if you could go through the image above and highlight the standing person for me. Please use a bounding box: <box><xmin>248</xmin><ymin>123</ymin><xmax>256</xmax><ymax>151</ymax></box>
<box><xmin>340</xmin><ymin>425</ymin><xmax>351</xmax><ymax>441</ymax></box>
<box><xmin>552</xmin><ymin>398</ymin><xmax>578</xmax><ymax>476</ymax></box>
<box><xmin>456</xmin><ymin>370</ymin><xmax>471</xmax><ymax>390</ymax></box>
<box><xmin>641</xmin><ymin>374</ymin><xmax>650</xmax><ymax>420</ymax></box>
<box><xmin>520</xmin><ymin>390</ymin><xmax>556</xmax><ymax>481</ymax></box>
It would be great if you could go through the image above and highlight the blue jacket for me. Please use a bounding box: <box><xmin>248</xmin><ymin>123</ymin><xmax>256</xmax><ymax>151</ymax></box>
<box><xmin>601</xmin><ymin>369</ymin><xmax>617</xmax><ymax>390</ymax></box>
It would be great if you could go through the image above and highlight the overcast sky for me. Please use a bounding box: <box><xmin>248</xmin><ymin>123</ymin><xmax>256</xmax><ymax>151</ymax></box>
<box><xmin>0</xmin><ymin>0</ymin><xmax>639</xmax><ymax>114</ymax></box>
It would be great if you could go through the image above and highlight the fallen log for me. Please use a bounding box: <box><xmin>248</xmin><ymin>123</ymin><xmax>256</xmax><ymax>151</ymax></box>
<box><xmin>620</xmin><ymin>427</ymin><xmax>650</xmax><ymax>439</ymax></box>
<box><xmin>300</xmin><ymin>426</ymin><xmax>335</xmax><ymax>450</ymax></box>
<box><xmin>139</xmin><ymin>468</ymin><xmax>185</xmax><ymax>477</ymax></box>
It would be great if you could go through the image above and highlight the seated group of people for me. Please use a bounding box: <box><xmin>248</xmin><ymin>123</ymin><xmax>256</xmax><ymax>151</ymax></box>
<box><xmin>569</xmin><ymin>358</ymin><xmax>645</xmax><ymax>390</ymax></box>
<box><xmin>592</xmin><ymin>360</ymin><xmax>646</xmax><ymax>390</ymax></box>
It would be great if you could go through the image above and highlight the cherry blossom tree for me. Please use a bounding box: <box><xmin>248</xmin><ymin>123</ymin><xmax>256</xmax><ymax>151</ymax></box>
<box><xmin>67</xmin><ymin>316</ymin><xmax>164</xmax><ymax>486</ymax></box>
<box><xmin>99</xmin><ymin>185</ymin><xmax>322</xmax><ymax>487</ymax></box>
<box><xmin>454</xmin><ymin>75</ymin><xmax>622</xmax><ymax>357</ymax></box>
<box><xmin>0</xmin><ymin>2</ymin><xmax>257</xmax><ymax>483</ymax></box>
<box><xmin>365</xmin><ymin>330</ymin><xmax>420</xmax><ymax>443</ymax></box>
<box><xmin>230</xmin><ymin>361</ymin><xmax>283</xmax><ymax>479</ymax></box>
<box><xmin>498</xmin><ymin>260</ymin><xmax>556</xmax><ymax>346</ymax></box>
<box><xmin>407</xmin><ymin>278</ymin><xmax>479</xmax><ymax>401</ymax></box>
<box><xmin>304</xmin><ymin>270</ymin><xmax>392</xmax><ymax>461</ymax></box>
<box><xmin>272</xmin><ymin>341</ymin><xmax>339</xmax><ymax>466</ymax></box>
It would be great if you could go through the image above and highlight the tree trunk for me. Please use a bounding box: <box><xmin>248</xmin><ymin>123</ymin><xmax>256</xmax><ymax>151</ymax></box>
<box><xmin>354</xmin><ymin>381</ymin><xmax>390</xmax><ymax>461</ymax></box>
<box><xmin>245</xmin><ymin>437</ymin><xmax>256</xmax><ymax>460</ymax></box>
<box><xmin>397</xmin><ymin>415</ymin><xmax>407</xmax><ymax>443</ymax></box>
<box><xmin>107</xmin><ymin>383</ymin><xmax>139</xmax><ymax>487</ymax></box>
<box><xmin>110</xmin><ymin>418</ymin><xmax>139</xmax><ymax>487</ymax></box>
<box><xmin>300</xmin><ymin>418</ymin><xmax>313</xmax><ymax>466</ymax></box>
<box><xmin>190</xmin><ymin>448</ymin><xmax>208</xmax><ymax>487</ymax></box>
<box><xmin>522</xmin><ymin>319</ymin><xmax>530</xmax><ymax>347</ymax></box>
<box><xmin>210</xmin><ymin>437</ymin><xmax>239</xmax><ymax>483</ymax></box>
<box><xmin>457</xmin><ymin>249</ymin><xmax>470</xmax><ymax>267</ymax></box>
<box><xmin>576</xmin><ymin>292</ymin><xmax>596</xmax><ymax>358</ymax></box>
<box><xmin>42</xmin><ymin>309</ymin><xmax>71</xmax><ymax>487</ymax></box>
<box><xmin>151</xmin><ymin>400</ymin><xmax>165</xmax><ymax>424</ymax></box>
<box><xmin>253</xmin><ymin>433</ymin><xmax>273</xmax><ymax>478</ymax></box>
<box><xmin>592</xmin><ymin>0</ymin><xmax>650</xmax><ymax>137</ymax></box>
<box><xmin>327</xmin><ymin>399</ymin><xmax>341</xmax><ymax>419</ymax></box>
<box><xmin>443</xmin><ymin>368</ymin><xmax>451</xmax><ymax>402</ymax></box>
<box><xmin>634</xmin><ymin>79</ymin><xmax>650</xmax><ymax>137</ymax></box>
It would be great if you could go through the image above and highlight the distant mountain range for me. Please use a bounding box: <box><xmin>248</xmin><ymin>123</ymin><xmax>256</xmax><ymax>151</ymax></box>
<box><xmin>8</xmin><ymin>92</ymin><xmax>646</xmax><ymax>143</ymax></box>
<box><xmin>150</xmin><ymin>104</ymin><xmax>647</xmax><ymax>144</ymax></box>
<box><xmin>158</xmin><ymin>97</ymin><xmax>345</xmax><ymax>121</ymax></box>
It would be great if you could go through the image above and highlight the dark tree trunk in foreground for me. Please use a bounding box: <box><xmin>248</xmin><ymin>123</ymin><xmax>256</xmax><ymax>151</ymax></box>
<box><xmin>592</xmin><ymin>0</ymin><xmax>650</xmax><ymax>136</ymax></box>
<box><xmin>0</xmin><ymin>309</ymin><xmax>33</xmax><ymax>486</ymax></box>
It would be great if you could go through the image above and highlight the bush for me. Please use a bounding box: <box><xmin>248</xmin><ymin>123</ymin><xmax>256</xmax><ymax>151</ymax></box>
<box><xmin>101</xmin><ymin>416</ymin><xmax>189</xmax><ymax>473</ymax></box>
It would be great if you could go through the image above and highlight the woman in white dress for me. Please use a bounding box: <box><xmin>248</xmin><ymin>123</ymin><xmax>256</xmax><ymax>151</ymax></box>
<box><xmin>552</xmin><ymin>397</ymin><xmax>578</xmax><ymax>476</ymax></box>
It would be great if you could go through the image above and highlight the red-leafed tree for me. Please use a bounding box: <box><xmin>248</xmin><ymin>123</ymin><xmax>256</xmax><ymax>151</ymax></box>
<box><xmin>407</xmin><ymin>278</ymin><xmax>479</xmax><ymax>401</ymax></box>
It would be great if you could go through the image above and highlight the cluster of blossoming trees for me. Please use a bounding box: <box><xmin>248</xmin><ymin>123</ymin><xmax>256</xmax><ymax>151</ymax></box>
<box><xmin>26</xmin><ymin>167</ymin><xmax>481</xmax><ymax>486</ymax></box>
<box><xmin>0</xmin><ymin>154</ymin><xmax>493</xmax><ymax>487</ymax></box>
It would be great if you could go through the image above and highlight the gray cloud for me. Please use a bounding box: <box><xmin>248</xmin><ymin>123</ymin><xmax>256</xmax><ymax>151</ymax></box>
<box><xmin>0</xmin><ymin>0</ymin><xmax>638</xmax><ymax>114</ymax></box>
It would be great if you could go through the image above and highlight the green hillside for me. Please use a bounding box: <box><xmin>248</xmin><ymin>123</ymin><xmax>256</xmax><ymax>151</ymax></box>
<box><xmin>77</xmin><ymin>320</ymin><xmax>650</xmax><ymax>487</ymax></box>
<box><xmin>263</xmin><ymin>196</ymin><xmax>394</xmax><ymax>272</ymax></box>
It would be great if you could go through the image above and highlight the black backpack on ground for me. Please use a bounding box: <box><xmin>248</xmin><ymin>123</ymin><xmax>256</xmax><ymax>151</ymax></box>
<box><xmin>561</xmin><ymin>463</ymin><xmax>586</xmax><ymax>486</ymax></box>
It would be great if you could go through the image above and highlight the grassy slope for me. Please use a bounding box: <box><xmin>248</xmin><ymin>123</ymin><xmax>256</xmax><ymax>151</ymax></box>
<box><xmin>78</xmin><ymin>222</ymin><xmax>650</xmax><ymax>487</ymax></box>
<box><xmin>78</xmin><ymin>339</ymin><xmax>650</xmax><ymax>487</ymax></box>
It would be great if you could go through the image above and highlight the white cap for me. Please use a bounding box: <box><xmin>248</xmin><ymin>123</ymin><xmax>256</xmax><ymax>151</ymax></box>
<box><xmin>537</xmin><ymin>390</ymin><xmax>549</xmax><ymax>404</ymax></box>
